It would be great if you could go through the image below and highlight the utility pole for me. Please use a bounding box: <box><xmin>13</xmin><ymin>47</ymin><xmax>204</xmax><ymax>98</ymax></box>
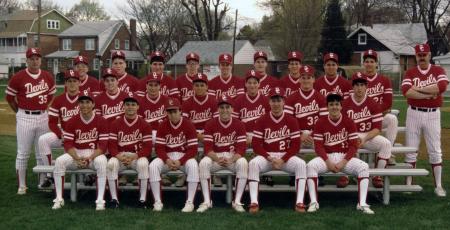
<box><xmin>231</xmin><ymin>9</ymin><xmax>238</xmax><ymax>75</ymax></box>
<box><xmin>36</xmin><ymin>0</ymin><xmax>41</xmax><ymax>47</ymax></box>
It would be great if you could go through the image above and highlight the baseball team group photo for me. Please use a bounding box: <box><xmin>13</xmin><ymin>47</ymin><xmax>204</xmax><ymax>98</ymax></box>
<box><xmin>1</xmin><ymin>0</ymin><xmax>450</xmax><ymax>229</ymax></box>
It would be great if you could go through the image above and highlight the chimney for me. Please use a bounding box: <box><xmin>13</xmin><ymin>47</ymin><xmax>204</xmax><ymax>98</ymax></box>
<box><xmin>130</xmin><ymin>19</ymin><xmax>137</xmax><ymax>51</ymax></box>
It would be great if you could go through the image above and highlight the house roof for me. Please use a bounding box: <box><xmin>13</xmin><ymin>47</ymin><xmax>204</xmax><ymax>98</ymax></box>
<box><xmin>347</xmin><ymin>23</ymin><xmax>427</xmax><ymax>55</ymax></box>
<box><xmin>45</xmin><ymin>50</ymin><xmax>79</xmax><ymax>58</ymax></box>
<box><xmin>109</xmin><ymin>50</ymin><xmax>144</xmax><ymax>60</ymax></box>
<box><xmin>167</xmin><ymin>40</ymin><xmax>255</xmax><ymax>65</ymax></box>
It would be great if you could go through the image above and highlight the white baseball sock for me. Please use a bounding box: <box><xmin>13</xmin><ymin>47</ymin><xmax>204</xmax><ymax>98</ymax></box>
<box><xmin>96</xmin><ymin>177</ymin><xmax>106</xmax><ymax>202</ymax></box>
<box><xmin>108</xmin><ymin>179</ymin><xmax>118</xmax><ymax>200</ymax></box>
<box><xmin>432</xmin><ymin>164</ymin><xmax>442</xmax><ymax>188</ymax></box>
<box><xmin>358</xmin><ymin>177</ymin><xmax>369</xmax><ymax>206</ymax></box>
<box><xmin>295</xmin><ymin>178</ymin><xmax>306</xmax><ymax>204</ymax></box>
<box><xmin>187</xmin><ymin>182</ymin><xmax>198</xmax><ymax>202</ymax></box>
<box><xmin>376</xmin><ymin>157</ymin><xmax>387</xmax><ymax>169</ymax></box>
<box><xmin>139</xmin><ymin>179</ymin><xmax>147</xmax><ymax>201</ymax></box>
<box><xmin>200</xmin><ymin>178</ymin><xmax>211</xmax><ymax>204</ymax></box>
<box><xmin>150</xmin><ymin>181</ymin><xmax>161</xmax><ymax>203</ymax></box>
<box><xmin>54</xmin><ymin>175</ymin><xmax>64</xmax><ymax>200</ymax></box>
<box><xmin>248</xmin><ymin>181</ymin><xmax>258</xmax><ymax>204</ymax></box>
<box><xmin>17</xmin><ymin>169</ymin><xmax>26</xmax><ymax>188</ymax></box>
<box><xmin>307</xmin><ymin>177</ymin><xmax>318</xmax><ymax>204</ymax></box>
<box><xmin>234</xmin><ymin>178</ymin><xmax>247</xmax><ymax>204</ymax></box>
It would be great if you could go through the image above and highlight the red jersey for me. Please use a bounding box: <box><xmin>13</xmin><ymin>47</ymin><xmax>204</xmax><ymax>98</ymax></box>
<box><xmin>208</xmin><ymin>75</ymin><xmax>244</xmax><ymax>99</ymax></box>
<box><xmin>313</xmin><ymin>115</ymin><xmax>358</xmax><ymax>161</ymax></box>
<box><xmin>252</xmin><ymin>112</ymin><xmax>301</xmax><ymax>162</ymax></box>
<box><xmin>63</xmin><ymin>114</ymin><xmax>108</xmax><ymax>152</ymax></box>
<box><xmin>203</xmin><ymin>117</ymin><xmax>247</xmax><ymax>156</ymax></box>
<box><xmin>314</xmin><ymin>75</ymin><xmax>351</xmax><ymax>99</ymax></box>
<box><xmin>176</xmin><ymin>73</ymin><xmax>197</xmax><ymax>102</ymax></box>
<box><xmin>352</xmin><ymin>72</ymin><xmax>393</xmax><ymax>111</ymax></box>
<box><xmin>94</xmin><ymin>91</ymin><xmax>128</xmax><ymax>122</ymax></box>
<box><xmin>78</xmin><ymin>76</ymin><xmax>101</xmax><ymax>96</ymax></box>
<box><xmin>342</xmin><ymin>95</ymin><xmax>383</xmax><ymax>133</ymax></box>
<box><xmin>401</xmin><ymin>65</ymin><xmax>449</xmax><ymax>108</ymax></box>
<box><xmin>155</xmin><ymin>117</ymin><xmax>198</xmax><ymax>164</ymax></box>
<box><xmin>48</xmin><ymin>93</ymin><xmax>80</xmax><ymax>139</ymax></box>
<box><xmin>280</xmin><ymin>74</ymin><xmax>301</xmax><ymax>96</ymax></box>
<box><xmin>136</xmin><ymin>73</ymin><xmax>180</xmax><ymax>99</ymax></box>
<box><xmin>258</xmin><ymin>74</ymin><xmax>280</xmax><ymax>97</ymax></box>
<box><xmin>100</xmin><ymin>73</ymin><xmax>139</xmax><ymax>94</ymax></box>
<box><xmin>6</xmin><ymin>68</ymin><xmax>56</xmax><ymax>110</ymax></box>
<box><xmin>182</xmin><ymin>95</ymin><xmax>218</xmax><ymax>132</ymax></box>
<box><xmin>284</xmin><ymin>89</ymin><xmax>327</xmax><ymax>131</ymax></box>
<box><xmin>108</xmin><ymin>115</ymin><xmax>152</xmax><ymax>158</ymax></box>
<box><xmin>138</xmin><ymin>93</ymin><xmax>169</xmax><ymax>130</ymax></box>
<box><xmin>233</xmin><ymin>93</ymin><xmax>270</xmax><ymax>133</ymax></box>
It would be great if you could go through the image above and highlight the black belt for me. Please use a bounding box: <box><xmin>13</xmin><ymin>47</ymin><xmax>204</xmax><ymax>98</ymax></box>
<box><xmin>24</xmin><ymin>110</ymin><xmax>43</xmax><ymax>115</ymax></box>
<box><xmin>411</xmin><ymin>106</ymin><xmax>437</xmax><ymax>112</ymax></box>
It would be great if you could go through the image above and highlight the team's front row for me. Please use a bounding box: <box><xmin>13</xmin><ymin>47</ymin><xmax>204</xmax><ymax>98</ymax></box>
<box><xmin>50</xmin><ymin>87</ymin><xmax>377</xmax><ymax>215</ymax></box>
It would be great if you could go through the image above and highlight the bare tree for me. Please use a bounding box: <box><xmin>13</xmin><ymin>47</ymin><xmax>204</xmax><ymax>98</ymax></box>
<box><xmin>22</xmin><ymin>0</ymin><xmax>63</xmax><ymax>11</ymax></box>
<box><xmin>66</xmin><ymin>0</ymin><xmax>110</xmax><ymax>22</ymax></box>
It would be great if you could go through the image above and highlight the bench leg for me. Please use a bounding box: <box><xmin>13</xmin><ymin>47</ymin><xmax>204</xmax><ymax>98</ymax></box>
<box><xmin>226</xmin><ymin>175</ymin><xmax>232</xmax><ymax>204</ymax></box>
<box><xmin>383</xmin><ymin>176</ymin><xmax>390</xmax><ymax>205</ymax></box>
<box><xmin>70</xmin><ymin>174</ymin><xmax>77</xmax><ymax>202</ymax></box>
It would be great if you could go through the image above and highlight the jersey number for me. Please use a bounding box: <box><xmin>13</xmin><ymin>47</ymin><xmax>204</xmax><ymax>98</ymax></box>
<box><xmin>38</xmin><ymin>95</ymin><xmax>48</xmax><ymax>104</ymax></box>
<box><xmin>307</xmin><ymin>116</ymin><xmax>319</xmax><ymax>126</ymax></box>
<box><xmin>89</xmin><ymin>143</ymin><xmax>96</xmax><ymax>149</ymax></box>
<box><xmin>359</xmin><ymin>122</ymin><xmax>371</xmax><ymax>132</ymax></box>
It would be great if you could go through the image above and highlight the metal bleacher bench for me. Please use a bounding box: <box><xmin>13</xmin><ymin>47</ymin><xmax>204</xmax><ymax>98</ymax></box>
<box><xmin>33</xmin><ymin>146</ymin><xmax>427</xmax><ymax>205</ymax></box>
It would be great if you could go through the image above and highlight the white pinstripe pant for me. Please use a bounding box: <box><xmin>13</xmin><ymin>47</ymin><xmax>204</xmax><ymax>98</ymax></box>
<box><xmin>54</xmin><ymin>150</ymin><xmax>107</xmax><ymax>178</ymax></box>
<box><xmin>248</xmin><ymin>155</ymin><xmax>306</xmax><ymax>181</ymax></box>
<box><xmin>107</xmin><ymin>155</ymin><xmax>150</xmax><ymax>180</ymax></box>
<box><xmin>199</xmin><ymin>154</ymin><xmax>248</xmax><ymax>179</ymax></box>
<box><xmin>357</xmin><ymin>133</ymin><xmax>392</xmax><ymax>160</ymax></box>
<box><xmin>382</xmin><ymin>113</ymin><xmax>398</xmax><ymax>145</ymax></box>
<box><xmin>38</xmin><ymin>132</ymin><xmax>61</xmax><ymax>166</ymax></box>
<box><xmin>148</xmin><ymin>157</ymin><xmax>199</xmax><ymax>183</ymax></box>
<box><xmin>306</xmin><ymin>153</ymin><xmax>369</xmax><ymax>178</ymax></box>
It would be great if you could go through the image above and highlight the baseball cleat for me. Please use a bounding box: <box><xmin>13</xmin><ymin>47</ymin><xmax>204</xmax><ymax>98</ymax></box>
<box><xmin>248</xmin><ymin>203</ymin><xmax>259</xmax><ymax>214</ymax></box>
<box><xmin>434</xmin><ymin>187</ymin><xmax>447</xmax><ymax>197</ymax></box>
<box><xmin>196</xmin><ymin>202</ymin><xmax>212</xmax><ymax>213</ymax></box>
<box><xmin>181</xmin><ymin>201</ymin><xmax>195</xmax><ymax>212</ymax></box>
<box><xmin>175</xmin><ymin>175</ymin><xmax>187</xmax><ymax>187</ymax></box>
<box><xmin>213</xmin><ymin>175</ymin><xmax>223</xmax><ymax>187</ymax></box>
<box><xmin>232</xmin><ymin>202</ymin><xmax>245</xmax><ymax>213</ymax></box>
<box><xmin>336</xmin><ymin>176</ymin><xmax>349</xmax><ymax>188</ymax></box>
<box><xmin>109</xmin><ymin>199</ymin><xmax>120</xmax><ymax>209</ymax></box>
<box><xmin>372</xmin><ymin>176</ymin><xmax>384</xmax><ymax>188</ymax></box>
<box><xmin>295</xmin><ymin>203</ymin><xmax>306</xmax><ymax>213</ymax></box>
<box><xmin>39</xmin><ymin>177</ymin><xmax>54</xmax><ymax>189</ymax></box>
<box><xmin>153</xmin><ymin>201</ymin><xmax>164</xmax><ymax>212</ymax></box>
<box><xmin>307</xmin><ymin>202</ymin><xmax>319</xmax><ymax>213</ymax></box>
<box><xmin>17</xmin><ymin>187</ymin><xmax>27</xmax><ymax>195</ymax></box>
<box><xmin>138</xmin><ymin>200</ymin><xmax>148</xmax><ymax>209</ymax></box>
<box><xmin>52</xmin><ymin>199</ymin><xmax>64</xmax><ymax>210</ymax></box>
<box><xmin>95</xmin><ymin>200</ymin><xmax>105</xmax><ymax>211</ymax></box>
<box><xmin>357</xmin><ymin>204</ymin><xmax>375</xmax><ymax>214</ymax></box>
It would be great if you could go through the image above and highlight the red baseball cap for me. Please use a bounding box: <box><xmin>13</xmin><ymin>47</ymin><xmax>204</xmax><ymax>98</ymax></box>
<box><xmin>219</xmin><ymin>53</ymin><xmax>232</xmax><ymax>64</ymax></box>
<box><xmin>254</xmin><ymin>51</ymin><xmax>268</xmax><ymax>62</ymax></box>
<box><xmin>192</xmin><ymin>73</ymin><xmax>208</xmax><ymax>84</ymax></box>
<box><xmin>363</xmin><ymin>49</ymin><xmax>377</xmax><ymax>61</ymax></box>
<box><xmin>74</xmin><ymin>55</ymin><xmax>89</xmax><ymax>65</ymax></box>
<box><xmin>245</xmin><ymin>69</ymin><xmax>262</xmax><ymax>82</ymax></box>
<box><xmin>149</xmin><ymin>51</ymin><xmax>165</xmax><ymax>63</ymax></box>
<box><xmin>147</xmin><ymin>72</ymin><xmax>161</xmax><ymax>83</ymax></box>
<box><xmin>288</xmin><ymin>51</ymin><xmax>303</xmax><ymax>62</ymax></box>
<box><xmin>165</xmin><ymin>98</ymin><xmax>181</xmax><ymax>110</ymax></box>
<box><xmin>323</xmin><ymin>52</ymin><xmax>339</xmax><ymax>63</ymax></box>
<box><xmin>415</xmin><ymin>44</ymin><xmax>430</xmax><ymax>54</ymax></box>
<box><xmin>112</xmin><ymin>50</ymin><xmax>126</xmax><ymax>60</ymax></box>
<box><xmin>299</xmin><ymin>65</ymin><xmax>315</xmax><ymax>76</ymax></box>
<box><xmin>26</xmin><ymin>48</ymin><xmax>41</xmax><ymax>58</ymax></box>
<box><xmin>351</xmin><ymin>71</ymin><xmax>366</xmax><ymax>81</ymax></box>
<box><xmin>102</xmin><ymin>68</ymin><xmax>118</xmax><ymax>79</ymax></box>
<box><xmin>78</xmin><ymin>91</ymin><xmax>94</xmax><ymax>102</ymax></box>
<box><xmin>186</xmin><ymin>52</ymin><xmax>200</xmax><ymax>62</ymax></box>
<box><xmin>64</xmin><ymin>69</ymin><xmax>80</xmax><ymax>80</ymax></box>
<box><xmin>218</xmin><ymin>95</ymin><xmax>233</xmax><ymax>106</ymax></box>
<box><xmin>269</xmin><ymin>87</ymin><xmax>285</xmax><ymax>98</ymax></box>
<box><xmin>123</xmin><ymin>92</ymin><xmax>140</xmax><ymax>104</ymax></box>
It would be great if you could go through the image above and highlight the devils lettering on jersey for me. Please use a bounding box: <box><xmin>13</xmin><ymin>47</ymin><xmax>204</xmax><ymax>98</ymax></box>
<box><xmin>25</xmin><ymin>80</ymin><xmax>49</xmax><ymax>97</ymax></box>
<box><xmin>323</xmin><ymin>128</ymin><xmax>347</xmax><ymax>146</ymax></box>
<box><xmin>117</xmin><ymin>129</ymin><xmax>142</xmax><ymax>146</ymax></box>
<box><xmin>263</xmin><ymin>125</ymin><xmax>290</xmax><ymax>143</ymax></box>
<box><xmin>76</xmin><ymin>128</ymin><xmax>98</xmax><ymax>143</ymax></box>
<box><xmin>60</xmin><ymin>106</ymin><xmax>79</xmax><ymax>121</ymax></box>
<box><xmin>240</xmin><ymin>105</ymin><xmax>265</xmax><ymax>123</ymax></box>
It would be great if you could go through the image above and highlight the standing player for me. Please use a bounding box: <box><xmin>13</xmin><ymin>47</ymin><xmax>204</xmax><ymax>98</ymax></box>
<box><xmin>306</xmin><ymin>94</ymin><xmax>374</xmax><ymax>214</ymax></box>
<box><xmin>100</xmin><ymin>50</ymin><xmax>139</xmax><ymax>93</ymax></box>
<box><xmin>137</xmin><ymin>51</ymin><xmax>180</xmax><ymax>98</ymax></box>
<box><xmin>253</xmin><ymin>51</ymin><xmax>280</xmax><ymax>97</ymax></box>
<box><xmin>352</xmin><ymin>49</ymin><xmax>398</xmax><ymax>164</ymax></box>
<box><xmin>197</xmin><ymin>96</ymin><xmax>248</xmax><ymax>213</ymax></box>
<box><xmin>208</xmin><ymin>53</ymin><xmax>244</xmax><ymax>99</ymax></box>
<box><xmin>280</xmin><ymin>51</ymin><xmax>303</xmax><ymax>96</ymax></box>
<box><xmin>402</xmin><ymin>43</ymin><xmax>449</xmax><ymax>197</ymax></box>
<box><xmin>52</xmin><ymin>92</ymin><xmax>108</xmax><ymax>210</ymax></box>
<box><xmin>248</xmin><ymin>87</ymin><xmax>307</xmax><ymax>213</ymax></box>
<box><xmin>95</xmin><ymin>68</ymin><xmax>128</xmax><ymax>122</ymax></box>
<box><xmin>73</xmin><ymin>55</ymin><xmax>101</xmax><ymax>96</ymax></box>
<box><xmin>6</xmin><ymin>48</ymin><xmax>56</xmax><ymax>194</ymax></box>
<box><xmin>314</xmin><ymin>53</ymin><xmax>352</xmax><ymax>99</ymax></box>
<box><xmin>148</xmin><ymin>98</ymin><xmax>200</xmax><ymax>212</ymax></box>
<box><xmin>38</xmin><ymin>70</ymin><xmax>81</xmax><ymax>188</ymax></box>
<box><xmin>177</xmin><ymin>52</ymin><xmax>201</xmax><ymax>102</ymax></box>
<box><xmin>342</xmin><ymin>78</ymin><xmax>392</xmax><ymax>188</ymax></box>
<box><xmin>107</xmin><ymin>95</ymin><xmax>152</xmax><ymax>208</ymax></box>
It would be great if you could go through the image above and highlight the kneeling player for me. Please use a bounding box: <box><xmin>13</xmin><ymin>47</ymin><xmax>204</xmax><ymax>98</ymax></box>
<box><xmin>107</xmin><ymin>95</ymin><xmax>152</xmax><ymax>208</ymax></box>
<box><xmin>248</xmin><ymin>87</ymin><xmax>307</xmax><ymax>213</ymax></box>
<box><xmin>148</xmin><ymin>98</ymin><xmax>199</xmax><ymax>212</ymax></box>
<box><xmin>306</xmin><ymin>94</ymin><xmax>374</xmax><ymax>214</ymax></box>
<box><xmin>197</xmin><ymin>95</ymin><xmax>248</xmax><ymax>213</ymax></box>
<box><xmin>52</xmin><ymin>93</ymin><xmax>108</xmax><ymax>210</ymax></box>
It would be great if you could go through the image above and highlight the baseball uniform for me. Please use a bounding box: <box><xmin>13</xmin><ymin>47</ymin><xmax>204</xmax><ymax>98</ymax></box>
<box><xmin>208</xmin><ymin>75</ymin><xmax>245</xmax><ymax>99</ymax></box>
<box><xmin>176</xmin><ymin>73</ymin><xmax>198</xmax><ymax>102</ymax></box>
<box><xmin>285</xmin><ymin>89</ymin><xmax>328</xmax><ymax>132</ymax></box>
<box><xmin>136</xmin><ymin>72</ymin><xmax>180</xmax><ymax>99</ymax></box>
<box><xmin>232</xmin><ymin>93</ymin><xmax>270</xmax><ymax>136</ymax></box>
<box><xmin>94</xmin><ymin>91</ymin><xmax>129</xmax><ymax>122</ymax></box>
<box><xmin>100</xmin><ymin>73</ymin><xmax>139</xmax><ymax>94</ymax></box>
<box><xmin>280</xmin><ymin>74</ymin><xmax>301</xmax><ymax>96</ymax></box>
<box><xmin>78</xmin><ymin>76</ymin><xmax>101</xmax><ymax>96</ymax></box>
<box><xmin>182</xmin><ymin>95</ymin><xmax>218</xmax><ymax>134</ymax></box>
<box><xmin>138</xmin><ymin>93</ymin><xmax>169</xmax><ymax>144</ymax></box>
<box><xmin>258</xmin><ymin>74</ymin><xmax>280</xmax><ymax>97</ymax></box>
<box><xmin>314</xmin><ymin>75</ymin><xmax>352</xmax><ymax>99</ymax></box>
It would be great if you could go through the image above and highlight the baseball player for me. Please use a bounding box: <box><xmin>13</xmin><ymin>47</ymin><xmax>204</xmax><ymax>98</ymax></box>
<box><xmin>148</xmin><ymin>98</ymin><xmax>200</xmax><ymax>212</ymax></box>
<box><xmin>6</xmin><ymin>47</ymin><xmax>56</xmax><ymax>194</ymax></box>
<box><xmin>402</xmin><ymin>43</ymin><xmax>449</xmax><ymax>197</ymax></box>
<box><xmin>248</xmin><ymin>87</ymin><xmax>307</xmax><ymax>213</ymax></box>
<box><xmin>73</xmin><ymin>55</ymin><xmax>101</xmax><ymax>96</ymax></box>
<box><xmin>343</xmin><ymin>78</ymin><xmax>392</xmax><ymax>188</ymax></box>
<box><xmin>107</xmin><ymin>95</ymin><xmax>152</xmax><ymax>209</ymax></box>
<box><xmin>95</xmin><ymin>68</ymin><xmax>128</xmax><ymax>122</ymax></box>
<box><xmin>177</xmin><ymin>52</ymin><xmax>201</xmax><ymax>102</ymax></box>
<box><xmin>253</xmin><ymin>51</ymin><xmax>280</xmax><ymax>97</ymax></box>
<box><xmin>314</xmin><ymin>53</ymin><xmax>352</xmax><ymax>99</ymax></box>
<box><xmin>136</xmin><ymin>51</ymin><xmax>180</xmax><ymax>98</ymax></box>
<box><xmin>208</xmin><ymin>53</ymin><xmax>244</xmax><ymax>99</ymax></box>
<box><xmin>280</xmin><ymin>51</ymin><xmax>303</xmax><ymax>96</ymax></box>
<box><xmin>306</xmin><ymin>94</ymin><xmax>373</xmax><ymax>214</ymax></box>
<box><xmin>100</xmin><ymin>50</ymin><xmax>139</xmax><ymax>94</ymax></box>
<box><xmin>197</xmin><ymin>95</ymin><xmax>248</xmax><ymax>213</ymax></box>
<box><xmin>52</xmin><ymin>92</ymin><xmax>108</xmax><ymax>210</ymax></box>
<box><xmin>37</xmin><ymin>70</ymin><xmax>81</xmax><ymax>188</ymax></box>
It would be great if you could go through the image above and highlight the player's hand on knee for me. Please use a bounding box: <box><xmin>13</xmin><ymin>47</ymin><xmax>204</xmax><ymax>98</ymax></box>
<box><xmin>326</xmin><ymin>160</ymin><xmax>336</xmax><ymax>172</ymax></box>
<box><xmin>335</xmin><ymin>159</ymin><xmax>348</xmax><ymax>172</ymax></box>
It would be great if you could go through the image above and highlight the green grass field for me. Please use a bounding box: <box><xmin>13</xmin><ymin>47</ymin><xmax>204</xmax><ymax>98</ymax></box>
<box><xmin>0</xmin><ymin>135</ymin><xmax>449</xmax><ymax>229</ymax></box>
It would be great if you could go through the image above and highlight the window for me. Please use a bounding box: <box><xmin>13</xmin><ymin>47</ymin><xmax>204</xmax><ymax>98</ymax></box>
<box><xmin>358</xmin><ymin>33</ymin><xmax>367</xmax><ymax>45</ymax></box>
<box><xmin>93</xmin><ymin>58</ymin><xmax>100</xmax><ymax>70</ymax></box>
<box><xmin>62</xmin><ymin>39</ymin><xmax>72</xmax><ymax>50</ymax></box>
<box><xmin>85</xmin><ymin>38</ymin><xmax>95</xmax><ymax>50</ymax></box>
<box><xmin>114</xmin><ymin>39</ymin><xmax>120</xmax><ymax>49</ymax></box>
<box><xmin>124</xmin><ymin>40</ymin><xmax>130</xmax><ymax>50</ymax></box>
<box><xmin>46</xmin><ymin>20</ymin><xmax>60</xmax><ymax>30</ymax></box>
